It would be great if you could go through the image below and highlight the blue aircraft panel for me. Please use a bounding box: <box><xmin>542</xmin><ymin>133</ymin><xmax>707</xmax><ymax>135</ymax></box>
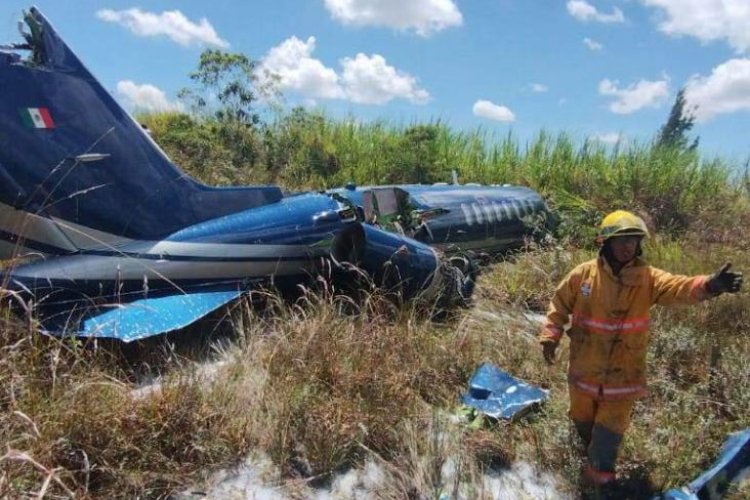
<box><xmin>660</xmin><ymin>428</ymin><xmax>750</xmax><ymax>500</ymax></box>
<box><xmin>76</xmin><ymin>290</ymin><xmax>243</xmax><ymax>342</ymax></box>
<box><xmin>461</xmin><ymin>363</ymin><xmax>549</xmax><ymax>420</ymax></box>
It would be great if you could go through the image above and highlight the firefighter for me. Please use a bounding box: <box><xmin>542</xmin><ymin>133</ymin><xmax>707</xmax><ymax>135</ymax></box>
<box><xmin>539</xmin><ymin>210</ymin><xmax>743</xmax><ymax>486</ymax></box>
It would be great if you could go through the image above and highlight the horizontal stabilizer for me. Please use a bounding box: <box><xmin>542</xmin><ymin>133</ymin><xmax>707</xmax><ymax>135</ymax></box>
<box><xmin>74</xmin><ymin>290</ymin><xmax>243</xmax><ymax>342</ymax></box>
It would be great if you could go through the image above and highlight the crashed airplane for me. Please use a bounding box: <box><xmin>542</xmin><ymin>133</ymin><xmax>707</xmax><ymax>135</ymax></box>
<box><xmin>0</xmin><ymin>8</ymin><xmax>477</xmax><ymax>341</ymax></box>
<box><xmin>0</xmin><ymin>8</ymin><xmax>555</xmax><ymax>342</ymax></box>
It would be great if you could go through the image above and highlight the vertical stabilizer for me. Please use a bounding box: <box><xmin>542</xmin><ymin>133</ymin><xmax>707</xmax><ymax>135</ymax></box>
<box><xmin>0</xmin><ymin>8</ymin><xmax>282</xmax><ymax>256</ymax></box>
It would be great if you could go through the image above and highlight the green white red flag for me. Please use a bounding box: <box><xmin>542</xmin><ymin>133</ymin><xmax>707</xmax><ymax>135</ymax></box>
<box><xmin>19</xmin><ymin>107</ymin><xmax>55</xmax><ymax>129</ymax></box>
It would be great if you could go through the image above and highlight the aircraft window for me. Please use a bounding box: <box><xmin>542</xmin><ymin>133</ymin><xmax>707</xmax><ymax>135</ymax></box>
<box><xmin>364</xmin><ymin>188</ymin><xmax>413</xmax><ymax>228</ymax></box>
<box><xmin>373</xmin><ymin>188</ymin><xmax>400</xmax><ymax>216</ymax></box>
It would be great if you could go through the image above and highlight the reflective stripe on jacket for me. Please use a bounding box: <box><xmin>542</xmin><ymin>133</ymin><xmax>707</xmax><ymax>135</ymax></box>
<box><xmin>540</xmin><ymin>256</ymin><xmax>710</xmax><ymax>400</ymax></box>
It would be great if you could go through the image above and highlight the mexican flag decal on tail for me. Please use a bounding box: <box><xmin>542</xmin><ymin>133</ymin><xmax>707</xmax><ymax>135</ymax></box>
<box><xmin>19</xmin><ymin>107</ymin><xmax>55</xmax><ymax>129</ymax></box>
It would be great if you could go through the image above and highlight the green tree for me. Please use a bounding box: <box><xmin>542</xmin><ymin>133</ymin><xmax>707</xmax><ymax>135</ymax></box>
<box><xmin>179</xmin><ymin>50</ymin><xmax>262</xmax><ymax>125</ymax></box>
<box><xmin>656</xmin><ymin>88</ymin><xmax>699</xmax><ymax>150</ymax></box>
<box><xmin>391</xmin><ymin>124</ymin><xmax>442</xmax><ymax>184</ymax></box>
<box><xmin>177</xmin><ymin>50</ymin><xmax>277</xmax><ymax>174</ymax></box>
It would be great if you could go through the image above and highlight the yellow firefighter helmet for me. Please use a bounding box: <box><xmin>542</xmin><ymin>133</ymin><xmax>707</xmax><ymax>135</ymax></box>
<box><xmin>597</xmin><ymin>210</ymin><xmax>649</xmax><ymax>244</ymax></box>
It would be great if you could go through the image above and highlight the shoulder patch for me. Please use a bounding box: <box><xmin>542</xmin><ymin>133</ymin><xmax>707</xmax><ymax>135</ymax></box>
<box><xmin>580</xmin><ymin>280</ymin><xmax>592</xmax><ymax>297</ymax></box>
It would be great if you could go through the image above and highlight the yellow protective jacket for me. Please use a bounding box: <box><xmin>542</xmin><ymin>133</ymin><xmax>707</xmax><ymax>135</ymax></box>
<box><xmin>540</xmin><ymin>256</ymin><xmax>710</xmax><ymax>400</ymax></box>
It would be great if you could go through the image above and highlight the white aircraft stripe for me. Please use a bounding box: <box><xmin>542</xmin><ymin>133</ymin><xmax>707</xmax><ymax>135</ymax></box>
<box><xmin>502</xmin><ymin>202</ymin><xmax>513</xmax><ymax>221</ymax></box>
<box><xmin>10</xmin><ymin>254</ymin><xmax>320</xmax><ymax>281</ymax></box>
<box><xmin>0</xmin><ymin>201</ymin><xmax>77</xmax><ymax>254</ymax></box>
<box><xmin>461</xmin><ymin>203</ymin><xmax>474</xmax><ymax>226</ymax></box>
<box><xmin>482</xmin><ymin>203</ymin><xmax>495</xmax><ymax>223</ymax></box>
<box><xmin>128</xmin><ymin>240</ymin><xmax>324</xmax><ymax>259</ymax></box>
<box><xmin>492</xmin><ymin>201</ymin><xmax>504</xmax><ymax>221</ymax></box>
<box><xmin>472</xmin><ymin>203</ymin><xmax>484</xmax><ymax>224</ymax></box>
<box><xmin>51</xmin><ymin>217</ymin><xmax>134</xmax><ymax>250</ymax></box>
<box><xmin>511</xmin><ymin>201</ymin><xmax>522</xmax><ymax>219</ymax></box>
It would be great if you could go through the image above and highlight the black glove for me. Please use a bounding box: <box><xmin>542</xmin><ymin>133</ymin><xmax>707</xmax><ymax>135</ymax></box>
<box><xmin>706</xmin><ymin>263</ymin><xmax>743</xmax><ymax>294</ymax></box>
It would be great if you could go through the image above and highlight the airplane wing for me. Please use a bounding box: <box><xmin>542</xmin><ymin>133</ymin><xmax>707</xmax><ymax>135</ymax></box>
<box><xmin>45</xmin><ymin>290</ymin><xmax>244</xmax><ymax>342</ymax></box>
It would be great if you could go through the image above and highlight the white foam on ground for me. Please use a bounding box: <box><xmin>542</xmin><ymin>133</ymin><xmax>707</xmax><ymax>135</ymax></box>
<box><xmin>313</xmin><ymin>460</ymin><xmax>385</xmax><ymax>499</ymax></box>
<box><xmin>480</xmin><ymin>461</ymin><xmax>567</xmax><ymax>499</ymax></box>
<box><xmin>181</xmin><ymin>455</ymin><xmax>570</xmax><ymax>499</ymax></box>
<box><xmin>131</xmin><ymin>359</ymin><xmax>228</xmax><ymax>399</ymax></box>
<box><xmin>179</xmin><ymin>453</ymin><xmax>286</xmax><ymax>500</ymax></box>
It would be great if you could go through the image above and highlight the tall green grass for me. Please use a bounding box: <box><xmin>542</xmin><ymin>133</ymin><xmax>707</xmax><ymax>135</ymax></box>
<box><xmin>142</xmin><ymin>109</ymin><xmax>744</xmax><ymax>244</ymax></box>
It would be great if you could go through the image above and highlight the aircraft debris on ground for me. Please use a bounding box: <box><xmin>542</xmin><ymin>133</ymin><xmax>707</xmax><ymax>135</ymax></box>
<box><xmin>659</xmin><ymin>428</ymin><xmax>750</xmax><ymax>500</ymax></box>
<box><xmin>460</xmin><ymin>362</ymin><xmax>549</xmax><ymax>420</ymax></box>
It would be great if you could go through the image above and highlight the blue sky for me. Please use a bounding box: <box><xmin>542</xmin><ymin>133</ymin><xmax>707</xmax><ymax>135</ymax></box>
<box><xmin>3</xmin><ymin>1</ymin><xmax>750</xmax><ymax>162</ymax></box>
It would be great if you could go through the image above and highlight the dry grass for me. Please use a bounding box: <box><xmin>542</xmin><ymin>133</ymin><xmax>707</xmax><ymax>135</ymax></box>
<box><xmin>1</xmin><ymin>234</ymin><xmax>748</xmax><ymax>498</ymax></box>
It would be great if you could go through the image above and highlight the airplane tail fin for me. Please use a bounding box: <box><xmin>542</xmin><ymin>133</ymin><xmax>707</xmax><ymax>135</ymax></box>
<box><xmin>0</xmin><ymin>8</ymin><xmax>281</xmax><ymax>258</ymax></box>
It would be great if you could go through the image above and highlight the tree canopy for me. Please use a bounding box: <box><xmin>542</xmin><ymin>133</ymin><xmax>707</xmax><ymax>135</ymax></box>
<box><xmin>656</xmin><ymin>88</ymin><xmax>699</xmax><ymax>151</ymax></box>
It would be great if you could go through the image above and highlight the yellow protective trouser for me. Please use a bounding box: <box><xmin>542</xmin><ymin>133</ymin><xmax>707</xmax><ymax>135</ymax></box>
<box><xmin>569</xmin><ymin>387</ymin><xmax>635</xmax><ymax>476</ymax></box>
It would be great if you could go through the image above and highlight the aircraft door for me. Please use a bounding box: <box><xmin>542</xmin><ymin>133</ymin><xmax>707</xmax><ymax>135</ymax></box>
<box><xmin>362</xmin><ymin>190</ymin><xmax>378</xmax><ymax>225</ymax></box>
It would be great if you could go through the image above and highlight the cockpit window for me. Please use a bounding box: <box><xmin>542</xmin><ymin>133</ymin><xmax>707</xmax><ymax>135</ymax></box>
<box><xmin>362</xmin><ymin>187</ymin><xmax>413</xmax><ymax>229</ymax></box>
<box><xmin>373</xmin><ymin>188</ymin><xmax>400</xmax><ymax>216</ymax></box>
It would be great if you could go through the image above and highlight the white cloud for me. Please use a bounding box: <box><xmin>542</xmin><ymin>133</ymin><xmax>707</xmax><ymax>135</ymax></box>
<box><xmin>260</xmin><ymin>36</ymin><xmax>344</xmax><ymax>100</ymax></box>
<box><xmin>530</xmin><ymin>83</ymin><xmax>549</xmax><ymax>93</ymax></box>
<box><xmin>472</xmin><ymin>100</ymin><xmax>516</xmax><ymax>122</ymax></box>
<box><xmin>590</xmin><ymin>132</ymin><xmax>624</xmax><ymax>145</ymax></box>
<box><xmin>598</xmin><ymin>77</ymin><xmax>670</xmax><ymax>114</ymax></box>
<box><xmin>639</xmin><ymin>0</ymin><xmax>750</xmax><ymax>54</ymax></box>
<box><xmin>340</xmin><ymin>53</ymin><xmax>430</xmax><ymax>104</ymax></box>
<box><xmin>583</xmin><ymin>37</ymin><xmax>604</xmax><ymax>51</ymax></box>
<box><xmin>684</xmin><ymin>58</ymin><xmax>750</xmax><ymax>122</ymax></box>
<box><xmin>260</xmin><ymin>37</ymin><xmax>429</xmax><ymax>105</ymax></box>
<box><xmin>324</xmin><ymin>0</ymin><xmax>463</xmax><ymax>36</ymax></box>
<box><xmin>116</xmin><ymin>81</ymin><xmax>184</xmax><ymax>112</ymax></box>
<box><xmin>567</xmin><ymin>1</ymin><xmax>625</xmax><ymax>23</ymax></box>
<box><xmin>96</xmin><ymin>8</ymin><xmax>228</xmax><ymax>48</ymax></box>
